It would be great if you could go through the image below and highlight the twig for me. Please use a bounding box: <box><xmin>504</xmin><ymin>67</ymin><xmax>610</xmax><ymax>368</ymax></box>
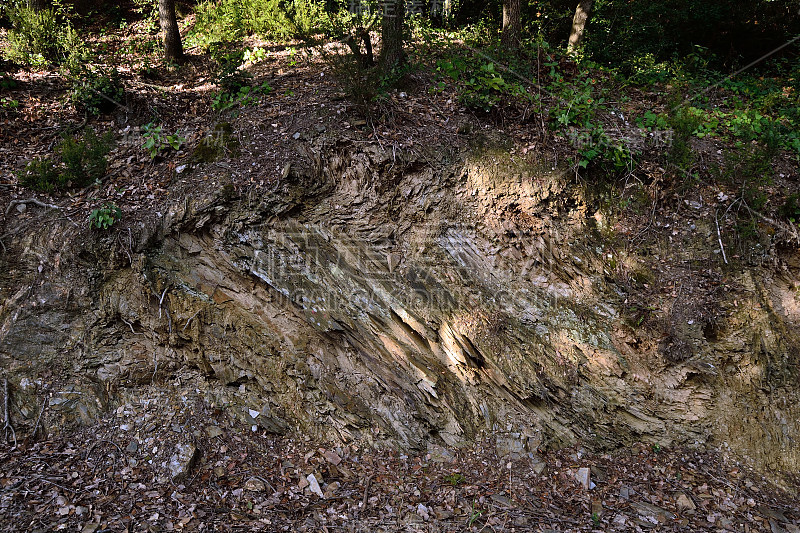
<box><xmin>5</xmin><ymin>198</ymin><xmax>62</xmax><ymax>216</ymax></box>
<box><xmin>715</xmin><ymin>210</ymin><xmax>728</xmax><ymax>265</ymax></box>
<box><xmin>165</xmin><ymin>307</ymin><xmax>172</xmax><ymax>335</ymax></box>
<box><xmin>36</xmin><ymin>476</ymin><xmax>75</xmax><ymax>493</ymax></box>
<box><xmin>253</xmin><ymin>475</ymin><xmax>276</xmax><ymax>494</ymax></box>
<box><xmin>31</xmin><ymin>396</ymin><xmax>49</xmax><ymax>442</ymax></box>
<box><xmin>86</xmin><ymin>439</ymin><xmax>123</xmax><ymax>486</ymax></box>
<box><xmin>362</xmin><ymin>474</ymin><xmax>374</xmax><ymax>508</ymax></box>
<box><xmin>86</xmin><ymin>439</ymin><xmax>123</xmax><ymax>460</ymax></box>
<box><xmin>121</xmin><ymin>317</ymin><xmax>136</xmax><ymax>334</ymax></box>
<box><xmin>741</xmin><ymin>200</ymin><xmax>800</xmax><ymax>242</ymax></box>
<box><xmin>117</xmin><ymin>232</ymin><xmax>132</xmax><ymax>265</ymax></box>
<box><xmin>183</xmin><ymin>309</ymin><xmax>202</xmax><ymax>331</ymax></box>
<box><xmin>159</xmin><ymin>287</ymin><xmax>173</xmax><ymax>335</ymax></box>
<box><xmin>3</xmin><ymin>378</ymin><xmax>16</xmax><ymax>449</ymax></box>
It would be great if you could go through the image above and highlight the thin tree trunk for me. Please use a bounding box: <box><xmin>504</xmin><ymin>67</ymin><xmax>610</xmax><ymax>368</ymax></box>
<box><xmin>159</xmin><ymin>0</ymin><xmax>184</xmax><ymax>62</ymax></box>
<box><xmin>567</xmin><ymin>0</ymin><xmax>593</xmax><ymax>54</ymax></box>
<box><xmin>380</xmin><ymin>0</ymin><xmax>405</xmax><ymax>71</ymax></box>
<box><xmin>501</xmin><ymin>0</ymin><xmax>522</xmax><ymax>51</ymax></box>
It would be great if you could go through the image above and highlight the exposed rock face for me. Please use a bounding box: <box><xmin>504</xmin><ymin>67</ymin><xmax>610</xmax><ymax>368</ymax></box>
<box><xmin>1</xmin><ymin>139</ymin><xmax>799</xmax><ymax>479</ymax></box>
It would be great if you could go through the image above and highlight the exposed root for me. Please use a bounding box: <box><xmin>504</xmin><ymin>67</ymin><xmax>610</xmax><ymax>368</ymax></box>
<box><xmin>5</xmin><ymin>198</ymin><xmax>62</xmax><ymax>216</ymax></box>
<box><xmin>3</xmin><ymin>378</ymin><xmax>16</xmax><ymax>449</ymax></box>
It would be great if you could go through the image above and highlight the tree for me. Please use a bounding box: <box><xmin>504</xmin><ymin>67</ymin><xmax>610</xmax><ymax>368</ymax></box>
<box><xmin>379</xmin><ymin>0</ymin><xmax>405</xmax><ymax>70</ymax></box>
<box><xmin>28</xmin><ymin>0</ymin><xmax>49</xmax><ymax>10</ymax></box>
<box><xmin>158</xmin><ymin>0</ymin><xmax>183</xmax><ymax>62</ymax></box>
<box><xmin>501</xmin><ymin>0</ymin><xmax>521</xmax><ymax>51</ymax></box>
<box><xmin>567</xmin><ymin>0</ymin><xmax>593</xmax><ymax>55</ymax></box>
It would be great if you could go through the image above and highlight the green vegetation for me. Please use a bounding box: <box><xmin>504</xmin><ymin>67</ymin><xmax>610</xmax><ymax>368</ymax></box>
<box><xmin>0</xmin><ymin>0</ymin><xmax>798</xmax><ymax>259</ymax></box>
<box><xmin>17</xmin><ymin>129</ymin><xmax>115</xmax><ymax>192</ymax></box>
<box><xmin>0</xmin><ymin>96</ymin><xmax>20</xmax><ymax>114</ymax></box>
<box><xmin>443</xmin><ymin>472</ymin><xmax>465</xmax><ymax>486</ymax></box>
<box><xmin>141</xmin><ymin>123</ymin><xmax>186</xmax><ymax>159</ymax></box>
<box><xmin>3</xmin><ymin>1</ymin><xmax>81</xmax><ymax>65</ymax></box>
<box><xmin>187</xmin><ymin>0</ymin><xmax>326</xmax><ymax>48</ymax></box>
<box><xmin>207</xmin><ymin>41</ymin><xmax>274</xmax><ymax>112</ymax></box>
<box><xmin>468</xmin><ymin>501</ymin><xmax>483</xmax><ymax>526</ymax></box>
<box><xmin>70</xmin><ymin>68</ymin><xmax>125</xmax><ymax>116</ymax></box>
<box><xmin>89</xmin><ymin>203</ymin><xmax>122</xmax><ymax>230</ymax></box>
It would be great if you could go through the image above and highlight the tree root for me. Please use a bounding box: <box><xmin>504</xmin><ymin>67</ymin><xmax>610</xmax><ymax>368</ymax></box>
<box><xmin>5</xmin><ymin>198</ymin><xmax>62</xmax><ymax>216</ymax></box>
<box><xmin>3</xmin><ymin>378</ymin><xmax>16</xmax><ymax>449</ymax></box>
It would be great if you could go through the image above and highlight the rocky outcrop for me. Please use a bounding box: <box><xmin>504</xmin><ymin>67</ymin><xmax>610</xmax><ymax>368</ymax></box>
<box><xmin>1</xmin><ymin>137</ymin><xmax>799</xmax><ymax>480</ymax></box>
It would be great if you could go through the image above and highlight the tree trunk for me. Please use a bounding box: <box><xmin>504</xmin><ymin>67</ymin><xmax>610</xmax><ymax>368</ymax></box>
<box><xmin>501</xmin><ymin>0</ymin><xmax>522</xmax><ymax>51</ymax></box>
<box><xmin>159</xmin><ymin>0</ymin><xmax>184</xmax><ymax>62</ymax></box>
<box><xmin>380</xmin><ymin>0</ymin><xmax>405</xmax><ymax>71</ymax></box>
<box><xmin>567</xmin><ymin>0</ymin><xmax>593</xmax><ymax>55</ymax></box>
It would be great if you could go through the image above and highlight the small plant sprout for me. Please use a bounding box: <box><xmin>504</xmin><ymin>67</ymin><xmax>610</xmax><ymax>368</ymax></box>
<box><xmin>444</xmin><ymin>472</ymin><xmax>465</xmax><ymax>486</ymax></box>
<box><xmin>467</xmin><ymin>501</ymin><xmax>483</xmax><ymax>526</ymax></box>
<box><xmin>141</xmin><ymin>122</ymin><xmax>186</xmax><ymax>159</ymax></box>
<box><xmin>652</xmin><ymin>443</ymin><xmax>662</xmax><ymax>454</ymax></box>
<box><xmin>89</xmin><ymin>203</ymin><xmax>122</xmax><ymax>230</ymax></box>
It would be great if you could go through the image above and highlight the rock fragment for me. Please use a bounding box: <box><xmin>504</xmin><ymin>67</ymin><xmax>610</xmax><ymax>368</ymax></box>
<box><xmin>244</xmin><ymin>476</ymin><xmax>266</xmax><ymax>492</ymax></box>
<box><xmin>322</xmin><ymin>449</ymin><xmax>342</xmax><ymax>465</ymax></box>
<box><xmin>167</xmin><ymin>443</ymin><xmax>200</xmax><ymax>482</ymax></box>
<box><xmin>576</xmin><ymin>467</ymin><xmax>591</xmax><ymax>489</ymax></box>
<box><xmin>675</xmin><ymin>492</ymin><xmax>696</xmax><ymax>512</ymax></box>
<box><xmin>306</xmin><ymin>473</ymin><xmax>324</xmax><ymax>498</ymax></box>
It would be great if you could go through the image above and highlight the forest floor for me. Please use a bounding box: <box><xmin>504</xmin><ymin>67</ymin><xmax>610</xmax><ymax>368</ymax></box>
<box><xmin>2</xmin><ymin>10</ymin><xmax>800</xmax><ymax>533</ymax></box>
<box><xmin>1</xmin><ymin>383</ymin><xmax>799</xmax><ymax>532</ymax></box>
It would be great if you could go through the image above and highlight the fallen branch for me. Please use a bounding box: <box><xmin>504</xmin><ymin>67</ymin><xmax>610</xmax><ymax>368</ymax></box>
<box><xmin>715</xmin><ymin>210</ymin><xmax>728</xmax><ymax>265</ymax></box>
<box><xmin>5</xmin><ymin>198</ymin><xmax>62</xmax><ymax>216</ymax></box>
<box><xmin>3</xmin><ymin>378</ymin><xmax>16</xmax><ymax>449</ymax></box>
<box><xmin>741</xmin><ymin>200</ymin><xmax>800</xmax><ymax>243</ymax></box>
<box><xmin>362</xmin><ymin>474</ymin><xmax>374</xmax><ymax>508</ymax></box>
<box><xmin>31</xmin><ymin>395</ymin><xmax>49</xmax><ymax>442</ymax></box>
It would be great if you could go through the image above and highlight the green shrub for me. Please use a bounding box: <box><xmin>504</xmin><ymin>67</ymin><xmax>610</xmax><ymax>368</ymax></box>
<box><xmin>0</xmin><ymin>75</ymin><xmax>19</xmax><ymax>91</ymax></box>
<box><xmin>666</xmin><ymin>106</ymin><xmax>700</xmax><ymax>170</ymax></box>
<box><xmin>17</xmin><ymin>157</ymin><xmax>62</xmax><ymax>192</ymax></box>
<box><xmin>70</xmin><ymin>68</ymin><xmax>125</xmax><ymax>115</ymax></box>
<box><xmin>17</xmin><ymin>129</ymin><xmax>115</xmax><ymax>192</ymax></box>
<box><xmin>211</xmin><ymin>81</ymin><xmax>272</xmax><ymax>111</ymax></box>
<box><xmin>58</xmin><ymin>129</ymin><xmax>115</xmax><ymax>184</ymax></box>
<box><xmin>188</xmin><ymin>0</ymin><xmax>326</xmax><ymax>47</ymax></box>
<box><xmin>282</xmin><ymin>0</ymin><xmax>327</xmax><ymax>38</ymax></box>
<box><xmin>587</xmin><ymin>0</ymin><xmax>799</xmax><ymax>70</ymax></box>
<box><xmin>717</xmin><ymin>140</ymin><xmax>776</xmax><ymax>212</ymax></box>
<box><xmin>321</xmin><ymin>49</ymin><xmax>382</xmax><ymax>117</ymax></box>
<box><xmin>3</xmin><ymin>3</ymin><xmax>81</xmax><ymax>65</ymax></box>
<box><xmin>779</xmin><ymin>193</ymin><xmax>800</xmax><ymax>223</ymax></box>
<box><xmin>5</xmin><ymin>5</ymin><xmax>61</xmax><ymax>64</ymax></box>
<box><xmin>434</xmin><ymin>53</ymin><xmax>531</xmax><ymax>113</ymax></box>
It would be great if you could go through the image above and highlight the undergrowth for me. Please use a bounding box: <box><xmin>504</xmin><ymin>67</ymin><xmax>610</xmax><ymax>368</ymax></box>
<box><xmin>2</xmin><ymin>1</ymin><xmax>81</xmax><ymax>65</ymax></box>
<box><xmin>208</xmin><ymin>42</ymin><xmax>273</xmax><ymax>112</ymax></box>
<box><xmin>187</xmin><ymin>0</ymin><xmax>326</xmax><ymax>49</ymax></box>
<box><xmin>17</xmin><ymin>129</ymin><xmax>115</xmax><ymax>192</ymax></box>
